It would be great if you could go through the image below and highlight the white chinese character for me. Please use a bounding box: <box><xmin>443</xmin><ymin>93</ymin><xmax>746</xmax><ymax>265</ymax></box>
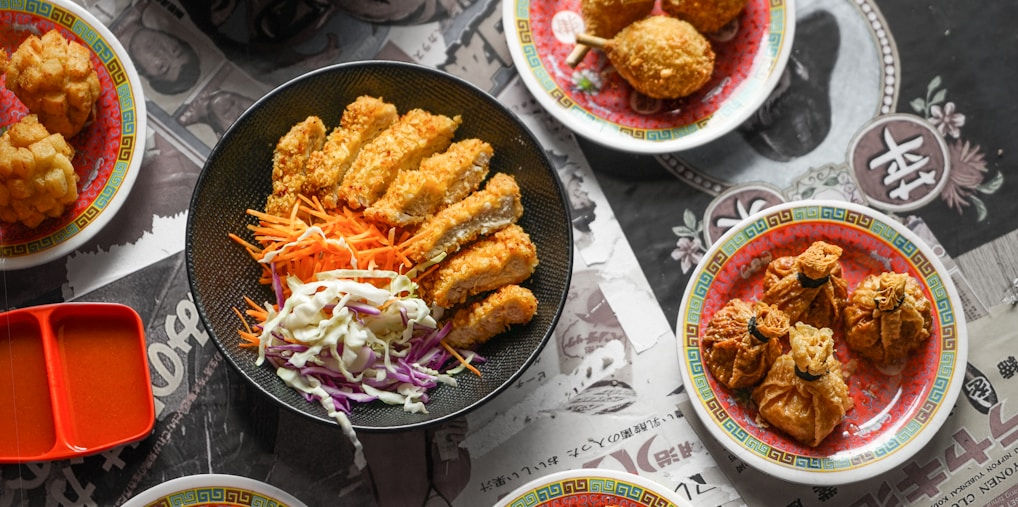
<box><xmin>869</xmin><ymin>127</ymin><xmax>937</xmax><ymax>201</ymax></box>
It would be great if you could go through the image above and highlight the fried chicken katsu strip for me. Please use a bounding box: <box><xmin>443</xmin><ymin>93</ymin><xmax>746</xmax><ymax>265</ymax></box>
<box><xmin>265</xmin><ymin>116</ymin><xmax>327</xmax><ymax>215</ymax></box>
<box><xmin>364</xmin><ymin>138</ymin><xmax>493</xmax><ymax>227</ymax></box>
<box><xmin>420</xmin><ymin>224</ymin><xmax>538</xmax><ymax>308</ymax></box>
<box><xmin>303</xmin><ymin>96</ymin><xmax>398</xmax><ymax>208</ymax></box>
<box><xmin>337</xmin><ymin>108</ymin><xmax>461</xmax><ymax>209</ymax></box>
<box><xmin>403</xmin><ymin>172</ymin><xmax>523</xmax><ymax>262</ymax></box>
<box><xmin>443</xmin><ymin>285</ymin><xmax>538</xmax><ymax>350</ymax></box>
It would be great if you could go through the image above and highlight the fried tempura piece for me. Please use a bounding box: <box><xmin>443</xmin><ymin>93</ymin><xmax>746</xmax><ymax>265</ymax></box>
<box><xmin>265</xmin><ymin>116</ymin><xmax>327</xmax><ymax>215</ymax></box>
<box><xmin>338</xmin><ymin>108</ymin><xmax>460</xmax><ymax>209</ymax></box>
<box><xmin>364</xmin><ymin>138</ymin><xmax>493</xmax><ymax>227</ymax></box>
<box><xmin>703</xmin><ymin>299</ymin><xmax>788</xmax><ymax>389</ymax></box>
<box><xmin>762</xmin><ymin>241</ymin><xmax>848</xmax><ymax>330</ymax></box>
<box><xmin>443</xmin><ymin>285</ymin><xmax>538</xmax><ymax>350</ymax></box>
<box><xmin>843</xmin><ymin>272</ymin><xmax>933</xmax><ymax>373</ymax></box>
<box><xmin>420</xmin><ymin>224</ymin><xmax>538</xmax><ymax>308</ymax></box>
<box><xmin>0</xmin><ymin>114</ymin><xmax>78</xmax><ymax>228</ymax></box>
<box><xmin>661</xmin><ymin>0</ymin><xmax>747</xmax><ymax>34</ymax></box>
<box><xmin>3</xmin><ymin>29</ymin><xmax>101</xmax><ymax>138</ymax></box>
<box><xmin>752</xmin><ymin>322</ymin><xmax>852</xmax><ymax>447</ymax></box>
<box><xmin>403</xmin><ymin>172</ymin><xmax>523</xmax><ymax>262</ymax></box>
<box><xmin>578</xmin><ymin>16</ymin><xmax>715</xmax><ymax>99</ymax></box>
<box><xmin>582</xmin><ymin>0</ymin><xmax>655</xmax><ymax>38</ymax></box>
<box><xmin>303</xmin><ymin>96</ymin><xmax>398</xmax><ymax>209</ymax></box>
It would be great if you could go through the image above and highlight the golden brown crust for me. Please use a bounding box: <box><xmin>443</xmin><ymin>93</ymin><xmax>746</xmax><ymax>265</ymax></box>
<box><xmin>660</xmin><ymin>0</ymin><xmax>747</xmax><ymax>34</ymax></box>
<box><xmin>604</xmin><ymin>16</ymin><xmax>715</xmax><ymax>99</ymax></box>
<box><xmin>703</xmin><ymin>299</ymin><xmax>788</xmax><ymax>389</ymax></box>
<box><xmin>419</xmin><ymin>224</ymin><xmax>538</xmax><ymax>308</ymax></box>
<box><xmin>761</xmin><ymin>241</ymin><xmax>848</xmax><ymax>330</ymax></box>
<box><xmin>265</xmin><ymin>116</ymin><xmax>327</xmax><ymax>215</ymax></box>
<box><xmin>403</xmin><ymin>172</ymin><xmax>523</xmax><ymax>263</ymax></box>
<box><xmin>443</xmin><ymin>285</ymin><xmax>538</xmax><ymax>349</ymax></box>
<box><xmin>751</xmin><ymin>322</ymin><xmax>852</xmax><ymax>447</ymax></box>
<box><xmin>843</xmin><ymin>272</ymin><xmax>933</xmax><ymax>371</ymax></box>
<box><xmin>0</xmin><ymin>114</ymin><xmax>78</xmax><ymax>228</ymax></box>
<box><xmin>303</xmin><ymin>96</ymin><xmax>398</xmax><ymax>208</ymax></box>
<box><xmin>3</xmin><ymin>29</ymin><xmax>101</xmax><ymax>138</ymax></box>
<box><xmin>364</xmin><ymin>138</ymin><xmax>492</xmax><ymax>227</ymax></box>
<box><xmin>337</xmin><ymin>108</ymin><xmax>460</xmax><ymax>209</ymax></box>
<box><xmin>581</xmin><ymin>0</ymin><xmax>656</xmax><ymax>38</ymax></box>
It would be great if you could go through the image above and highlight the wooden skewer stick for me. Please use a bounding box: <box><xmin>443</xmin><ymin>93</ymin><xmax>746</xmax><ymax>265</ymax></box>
<box><xmin>574</xmin><ymin>33</ymin><xmax>608</xmax><ymax>48</ymax></box>
<box><xmin>566</xmin><ymin>43</ymin><xmax>591</xmax><ymax>68</ymax></box>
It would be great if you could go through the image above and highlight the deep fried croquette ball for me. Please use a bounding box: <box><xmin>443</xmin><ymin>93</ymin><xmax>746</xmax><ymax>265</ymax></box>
<box><xmin>3</xmin><ymin>29</ymin><xmax>102</xmax><ymax>138</ymax></box>
<box><xmin>0</xmin><ymin>114</ymin><xmax>79</xmax><ymax>228</ymax></box>
<box><xmin>661</xmin><ymin>0</ymin><xmax>747</xmax><ymax>34</ymax></box>
<box><xmin>603</xmin><ymin>16</ymin><xmax>715</xmax><ymax>99</ymax></box>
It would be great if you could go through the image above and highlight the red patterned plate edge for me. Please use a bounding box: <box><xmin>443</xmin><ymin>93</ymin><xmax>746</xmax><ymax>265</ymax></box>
<box><xmin>0</xmin><ymin>0</ymin><xmax>147</xmax><ymax>270</ymax></box>
<box><xmin>493</xmin><ymin>469</ymin><xmax>694</xmax><ymax>507</ymax></box>
<box><xmin>675</xmin><ymin>199</ymin><xmax>968</xmax><ymax>485</ymax></box>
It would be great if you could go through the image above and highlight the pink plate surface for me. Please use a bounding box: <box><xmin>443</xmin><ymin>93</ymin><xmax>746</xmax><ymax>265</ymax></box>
<box><xmin>677</xmin><ymin>200</ymin><xmax>967</xmax><ymax>485</ymax></box>
<box><xmin>503</xmin><ymin>0</ymin><xmax>794</xmax><ymax>153</ymax></box>
<box><xmin>1</xmin><ymin>0</ymin><xmax>145</xmax><ymax>269</ymax></box>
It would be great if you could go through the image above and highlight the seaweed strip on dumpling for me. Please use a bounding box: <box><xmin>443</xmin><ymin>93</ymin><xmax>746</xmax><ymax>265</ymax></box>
<box><xmin>761</xmin><ymin>241</ymin><xmax>848</xmax><ymax>330</ymax></box>
<box><xmin>702</xmin><ymin>299</ymin><xmax>789</xmax><ymax>389</ymax></box>
<box><xmin>752</xmin><ymin>322</ymin><xmax>852</xmax><ymax>448</ymax></box>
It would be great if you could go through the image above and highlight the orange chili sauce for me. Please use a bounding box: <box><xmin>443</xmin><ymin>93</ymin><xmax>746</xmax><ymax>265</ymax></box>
<box><xmin>0</xmin><ymin>317</ymin><xmax>57</xmax><ymax>457</ymax></box>
<box><xmin>55</xmin><ymin>313</ymin><xmax>151</xmax><ymax>449</ymax></box>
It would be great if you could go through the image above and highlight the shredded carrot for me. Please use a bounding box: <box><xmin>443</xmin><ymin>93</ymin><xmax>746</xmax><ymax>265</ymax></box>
<box><xmin>229</xmin><ymin>197</ymin><xmax>420</xmax><ymax>298</ymax></box>
<box><xmin>442</xmin><ymin>341</ymin><xmax>482</xmax><ymax>377</ymax></box>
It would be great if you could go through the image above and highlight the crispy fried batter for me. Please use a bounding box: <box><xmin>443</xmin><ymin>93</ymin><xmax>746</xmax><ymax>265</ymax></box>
<box><xmin>420</xmin><ymin>224</ymin><xmax>538</xmax><ymax>308</ymax></box>
<box><xmin>443</xmin><ymin>285</ymin><xmax>538</xmax><ymax>350</ymax></box>
<box><xmin>603</xmin><ymin>16</ymin><xmax>715</xmax><ymax>99</ymax></box>
<box><xmin>0</xmin><ymin>114</ymin><xmax>78</xmax><ymax>228</ymax></box>
<box><xmin>660</xmin><ymin>0</ymin><xmax>747</xmax><ymax>34</ymax></box>
<box><xmin>364</xmin><ymin>138</ymin><xmax>493</xmax><ymax>227</ymax></box>
<box><xmin>337</xmin><ymin>108</ymin><xmax>460</xmax><ymax>209</ymax></box>
<box><xmin>3</xmin><ymin>29</ymin><xmax>101</xmax><ymax>138</ymax></box>
<box><xmin>303</xmin><ymin>96</ymin><xmax>398</xmax><ymax>208</ymax></box>
<box><xmin>581</xmin><ymin>0</ymin><xmax>655</xmax><ymax>39</ymax></box>
<box><xmin>403</xmin><ymin>172</ymin><xmax>523</xmax><ymax>262</ymax></box>
<box><xmin>843</xmin><ymin>272</ymin><xmax>933</xmax><ymax>372</ymax></box>
<box><xmin>265</xmin><ymin>116</ymin><xmax>327</xmax><ymax>215</ymax></box>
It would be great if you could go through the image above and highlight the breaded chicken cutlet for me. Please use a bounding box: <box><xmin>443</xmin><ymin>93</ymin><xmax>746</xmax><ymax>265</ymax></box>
<box><xmin>337</xmin><ymin>108</ymin><xmax>461</xmax><ymax>209</ymax></box>
<box><xmin>420</xmin><ymin>224</ymin><xmax>537</xmax><ymax>308</ymax></box>
<box><xmin>265</xmin><ymin>116</ymin><xmax>327</xmax><ymax>215</ymax></box>
<box><xmin>443</xmin><ymin>285</ymin><xmax>538</xmax><ymax>350</ymax></box>
<box><xmin>403</xmin><ymin>172</ymin><xmax>523</xmax><ymax>263</ymax></box>
<box><xmin>364</xmin><ymin>138</ymin><xmax>493</xmax><ymax>227</ymax></box>
<box><xmin>303</xmin><ymin>96</ymin><xmax>398</xmax><ymax>208</ymax></box>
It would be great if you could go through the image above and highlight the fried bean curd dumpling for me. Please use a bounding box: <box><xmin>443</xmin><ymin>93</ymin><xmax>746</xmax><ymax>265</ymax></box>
<box><xmin>752</xmin><ymin>322</ymin><xmax>853</xmax><ymax>448</ymax></box>
<box><xmin>703</xmin><ymin>299</ymin><xmax>789</xmax><ymax>389</ymax></box>
<box><xmin>0</xmin><ymin>114</ymin><xmax>78</xmax><ymax>228</ymax></box>
<box><xmin>3</xmin><ymin>29</ymin><xmax>102</xmax><ymax>138</ymax></box>
<box><xmin>661</xmin><ymin>0</ymin><xmax>748</xmax><ymax>34</ymax></box>
<box><xmin>762</xmin><ymin>241</ymin><xmax>848</xmax><ymax>330</ymax></box>
<box><xmin>843</xmin><ymin>272</ymin><xmax>933</xmax><ymax>373</ymax></box>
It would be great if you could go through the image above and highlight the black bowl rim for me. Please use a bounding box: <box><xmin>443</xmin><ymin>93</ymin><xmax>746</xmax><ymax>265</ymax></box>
<box><xmin>184</xmin><ymin>60</ymin><xmax>573</xmax><ymax>431</ymax></box>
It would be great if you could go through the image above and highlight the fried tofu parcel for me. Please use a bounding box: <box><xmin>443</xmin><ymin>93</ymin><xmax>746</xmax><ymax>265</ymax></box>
<box><xmin>230</xmin><ymin>95</ymin><xmax>540</xmax><ymax>423</ymax></box>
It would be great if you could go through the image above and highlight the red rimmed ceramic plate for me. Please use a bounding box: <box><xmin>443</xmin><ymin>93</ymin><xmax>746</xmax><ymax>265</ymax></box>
<box><xmin>503</xmin><ymin>0</ymin><xmax>794</xmax><ymax>154</ymax></box>
<box><xmin>122</xmin><ymin>474</ymin><xmax>307</xmax><ymax>507</ymax></box>
<box><xmin>676</xmin><ymin>200</ymin><xmax>967</xmax><ymax>485</ymax></box>
<box><xmin>494</xmin><ymin>468</ymin><xmax>694</xmax><ymax>507</ymax></box>
<box><xmin>1</xmin><ymin>0</ymin><xmax>146</xmax><ymax>270</ymax></box>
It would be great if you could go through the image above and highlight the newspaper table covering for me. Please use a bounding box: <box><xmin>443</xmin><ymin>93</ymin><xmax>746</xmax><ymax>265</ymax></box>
<box><xmin>2</xmin><ymin>0</ymin><xmax>1017</xmax><ymax>505</ymax></box>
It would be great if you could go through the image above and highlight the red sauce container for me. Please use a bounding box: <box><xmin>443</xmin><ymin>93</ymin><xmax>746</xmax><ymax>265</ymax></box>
<box><xmin>0</xmin><ymin>303</ymin><xmax>155</xmax><ymax>462</ymax></box>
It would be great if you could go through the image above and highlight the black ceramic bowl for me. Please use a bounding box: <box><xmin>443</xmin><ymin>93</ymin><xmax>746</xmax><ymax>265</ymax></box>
<box><xmin>185</xmin><ymin>61</ymin><xmax>573</xmax><ymax>431</ymax></box>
